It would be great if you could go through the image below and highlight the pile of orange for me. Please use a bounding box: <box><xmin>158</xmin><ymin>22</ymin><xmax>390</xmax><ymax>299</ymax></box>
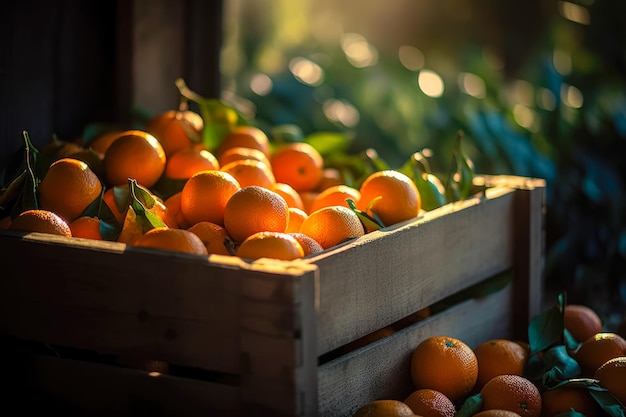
<box><xmin>3</xmin><ymin>112</ymin><xmax>430</xmax><ymax>261</ymax></box>
<box><xmin>351</xmin><ymin>303</ymin><xmax>626</xmax><ymax>417</ymax></box>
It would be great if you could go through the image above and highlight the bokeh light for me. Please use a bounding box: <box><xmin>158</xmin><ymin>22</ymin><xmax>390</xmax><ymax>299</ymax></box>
<box><xmin>289</xmin><ymin>57</ymin><xmax>324</xmax><ymax>86</ymax></box>
<box><xmin>398</xmin><ymin>45</ymin><xmax>424</xmax><ymax>71</ymax></box>
<box><xmin>458</xmin><ymin>72</ymin><xmax>486</xmax><ymax>99</ymax></box>
<box><xmin>417</xmin><ymin>69</ymin><xmax>444</xmax><ymax>97</ymax></box>
<box><xmin>341</xmin><ymin>33</ymin><xmax>378</xmax><ymax>68</ymax></box>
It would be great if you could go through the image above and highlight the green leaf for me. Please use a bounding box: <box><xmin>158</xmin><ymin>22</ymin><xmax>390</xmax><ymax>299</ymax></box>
<box><xmin>550</xmin><ymin>379</ymin><xmax>626</xmax><ymax>417</ymax></box>
<box><xmin>528</xmin><ymin>293</ymin><xmax>566</xmax><ymax>355</ymax></box>
<box><xmin>552</xmin><ymin>410</ymin><xmax>588</xmax><ymax>417</ymax></box>
<box><xmin>361</xmin><ymin>148</ymin><xmax>390</xmax><ymax>172</ymax></box>
<box><xmin>347</xmin><ymin>198</ymin><xmax>383</xmax><ymax>232</ymax></box>
<box><xmin>455</xmin><ymin>393</ymin><xmax>483</xmax><ymax>417</ymax></box>
<box><xmin>563</xmin><ymin>328</ymin><xmax>580</xmax><ymax>351</ymax></box>
<box><xmin>271</xmin><ymin>124</ymin><xmax>305</xmax><ymax>144</ymax></box>
<box><xmin>588</xmin><ymin>386</ymin><xmax>626</xmax><ymax>417</ymax></box>
<box><xmin>175</xmin><ymin>78</ymin><xmax>240</xmax><ymax>151</ymax></box>
<box><xmin>444</xmin><ymin>131</ymin><xmax>475</xmax><ymax>202</ymax></box>
<box><xmin>541</xmin><ymin>345</ymin><xmax>581</xmax><ymax>388</ymax></box>
<box><xmin>128</xmin><ymin>179</ymin><xmax>166</xmax><ymax>233</ymax></box>
<box><xmin>3</xmin><ymin>131</ymin><xmax>43</xmax><ymax>219</ymax></box>
<box><xmin>405</xmin><ymin>151</ymin><xmax>447</xmax><ymax>211</ymax></box>
<box><xmin>305</xmin><ymin>131</ymin><xmax>350</xmax><ymax>156</ymax></box>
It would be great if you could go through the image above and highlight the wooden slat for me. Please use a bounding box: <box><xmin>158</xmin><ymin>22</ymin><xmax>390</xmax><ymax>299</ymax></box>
<box><xmin>318</xmin><ymin>282</ymin><xmax>515</xmax><ymax>417</ymax></box>
<box><xmin>0</xmin><ymin>233</ymin><xmax>317</xmax><ymax>376</ymax></box>
<box><xmin>512</xmin><ymin>177</ymin><xmax>547</xmax><ymax>339</ymax></box>
<box><xmin>6</xmin><ymin>354</ymin><xmax>240</xmax><ymax>417</ymax></box>
<box><xmin>309</xmin><ymin>184</ymin><xmax>517</xmax><ymax>354</ymax></box>
<box><xmin>239</xmin><ymin>262</ymin><xmax>319</xmax><ymax>416</ymax></box>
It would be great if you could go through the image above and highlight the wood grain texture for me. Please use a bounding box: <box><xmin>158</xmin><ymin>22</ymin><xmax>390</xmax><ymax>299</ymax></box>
<box><xmin>318</xmin><ymin>282</ymin><xmax>515</xmax><ymax>417</ymax></box>
<box><xmin>309</xmin><ymin>185</ymin><xmax>516</xmax><ymax>354</ymax></box>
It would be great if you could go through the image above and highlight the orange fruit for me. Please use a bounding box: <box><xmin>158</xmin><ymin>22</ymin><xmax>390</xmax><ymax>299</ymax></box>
<box><xmin>271</xmin><ymin>142</ymin><xmax>324</xmax><ymax>192</ymax></box>
<box><xmin>480</xmin><ymin>375</ymin><xmax>542</xmax><ymax>417</ymax></box>
<box><xmin>357</xmin><ymin>170</ymin><xmax>420</xmax><ymax>227</ymax></box>
<box><xmin>163</xmin><ymin>191</ymin><xmax>190</xmax><ymax>229</ymax></box>
<box><xmin>352</xmin><ymin>399</ymin><xmax>416</xmax><ymax>417</ymax></box>
<box><xmin>223</xmin><ymin>185</ymin><xmax>289</xmax><ymax>243</ymax></box>
<box><xmin>271</xmin><ymin>182</ymin><xmax>305</xmax><ymax>210</ymax></box>
<box><xmin>473</xmin><ymin>339</ymin><xmax>529</xmax><ymax>390</ymax></box>
<box><xmin>10</xmin><ymin>209</ymin><xmax>72</xmax><ymax>237</ymax></box>
<box><xmin>68</xmin><ymin>216</ymin><xmax>103</xmax><ymax>240</ymax></box>
<box><xmin>145</xmin><ymin>109</ymin><xmax>203</xmax><ymax>157</ymax></box>
<box><xmin>152</xmin><ymin>199</ymin><xmax>179</xmax><ymax>229</ymax></box>
<box><xmin>180</xmin><ymin>170</ymin><xmax>241</xmax><ymax>226</ymax></box>
<box><xmin>103</xmin><ymin>130</ymin><xmax>166</xmax><ymax>188</ymax></box>
<box><xmin>288</xmin><ymin>232</ymin><xmax>324</xmax><ymax>256</ymax></box>
<box><xmin>564</xmin><ymin>304</ymin><xmax>603</xmax><ymax>343</ymax></box>
<box><xmin>309</xmin><ymin>184</ymin><xmax>361</xmax><ymax>213</ymax></box>
<box><xmin>217</xmin><ymin>125</ymin><xmax>271</xmax><ymax>158</ymax></box>
<box><xmin>299</xmin><ymin>205</ymin><xmax>365</xmax><ymax>250</ymax></box>
<box><xmin>299</xmin><ymin>190</ymin><xmax>319</xmax><ymax>214</ymax></box>
<box><xmin>187</xmin><ymin>221</ymin><xmax>233</xmax><ymax>256</ymax></box>
<box><xmin>165</xmin><ymin>147</ymin><xmax>220</xmax><ymax>179</ymax></box>
<box><xmin>286</xmin><ymin>207</ymin><xmax>308</xmax><ymax>233</ymax></box>
<box><xmin>317</xmin><ymin>167</ymin><xmax>344</xmax><ymax>191</ymax></box>
<box><xmin>593</xmin><ymin>356</ymin><xmax>626</xmax><ymax>405</ymax></box>
<box><xmin>574</xmin><ymin>332</ymin><xmax>626</xmax><ymax>376</ymax></box>
<box><xmin>236</xmin><ymin>231</ymin><xmax>304</xmax><ymax>261</ymax></box>
<box><xmin>474</xmin><ymin>410</ymin><xmax>522</xmax><ymax>417</ymax></box>
<box><xmin>133</xmin><ymin>227</ymin><xmax>208</xmax><ymax>255</ymax></box>
<box><xmin>40</xmin><ymin>139</ymin><xmax>85</xmax><ymax>161</ymax></box>
<box><xmin>218</xmin><ymin>146</ymin><xmax>272</xmax><ymax>168</ymax></box>
<box><xmin>67</xmin><ymin>148</ymin><xmax>105</xmax><ymax>180</ymax></box>
<box><xmin>0</xmin><ymin>216</ymin><xmax>12</xmax><ymax>230</ymax></box>
<box><xmin>410</xmin><ymin>336</ymin><xmax>478</xmax><ymax>402</ymax></box>
<box><xmin>38</xmin><ymin>157</ymin><xmax>103</xmax><ymax>222</ymax></box>
<box><xmin>87</xmin><ymin>130</ymin><xmax>122</xmax><ymax>155</ymax></box>
<box><xmin>403</xmin><ymin>388</ymin><xmax>456</xmax><ymax>417</ymax></box>
<box><xmin>540</xmin><ymin>386</ymin><xmax>598</xmax><ymax>417</ymax></box>
<box><xmin>220</xmin><ymin>159</ymin><xmax>276</xmax><ymax>188</ymax></box>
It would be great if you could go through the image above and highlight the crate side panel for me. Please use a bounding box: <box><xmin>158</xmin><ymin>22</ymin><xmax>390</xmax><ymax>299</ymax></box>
<box><xmin>6</xmin><ymin>354</ymin><xmax>241</xmax><ymax>417</ymax></box>
<box><xmin>318</xmin><ymin>282</ymin><xmax>515</xmax><ymax>417</ymax></box>
<box><xmin>239</xmin><ymin>266</ymin><xmax>319</xmax><ymax>417</ymax></box>
<box><xmin>0</xmin><ymin>233</ymin><xmax>315</xmax><ymax>374</ymax></box>
<box><xmin>313</xmin><ymin>189</ymin><xmax>516</xmax><ymax>354</ymax></box>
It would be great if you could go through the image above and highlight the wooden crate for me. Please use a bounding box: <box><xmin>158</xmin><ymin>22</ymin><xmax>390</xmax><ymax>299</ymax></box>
<box><xmin>0</xmin><ymin>175</ymin><xmax>545</xmax><ymax>417</ymax></box>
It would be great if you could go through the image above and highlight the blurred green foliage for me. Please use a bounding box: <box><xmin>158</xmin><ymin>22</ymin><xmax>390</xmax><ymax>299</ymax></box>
<box><xmin>223</xmin><ymin>1</ymin><xmax>626</xmax><ymax>321</ymax></box>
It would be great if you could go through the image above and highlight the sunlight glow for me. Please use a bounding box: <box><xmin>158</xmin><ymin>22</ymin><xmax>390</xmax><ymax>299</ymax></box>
<box><xmin>418</xmin><ymin>70</ymin><xmax>444</xmax><ymax>98</ymax></box>
<box><xmin>323</xmin><ymin>99</ymin><xmax>360</xmax><ymax>127</ymax></box>
<box><xmin>458</xmin><ymin>72</ymin><xmax>486</xmax><ymax>99</ymax></box>
<box><xmin>398</xmin><ymin>45</ymin><xmax>424</xmax><ymax>71</ymax></box>
<box><xmin>341</xmin><ymin>33</ymin><xmax>378</xmax><ymax>68</ymax></box>
<box><xmin>561</xmin><ymin>84</ymin><xmax>584</xmax><ymax>108</ymax></box>
<box><xmin>553</xmin><ymin>50</ymin><xmax>572</xmax><ymax>75</ymax></box>
<box><xmin>511</xmin><ymin>80</ymin><xmax>534</xmax><ymax>107</ymax></box>
<box><xmin>537</xmin><ymin>88</ymin><xmax>557</xmax><ymax>111</ymax></box>
<box><xmin>558</xmin><ymin>1</ymin><xmax>590</xmax><ymax>25</ymax></box>
<box><xmin>289</xmin><ymin>57</ymin><xmax>324</xmax><ymax>86</ymax></box>
<box><xmin>250</xmin><ymin>73</ymin><xmax>273</xmax><ymax>96</ymax></box>
<box><xmin>513</xmin><ymin>104</ymin><xmax>539</xmax><ymax>132</ymax></box>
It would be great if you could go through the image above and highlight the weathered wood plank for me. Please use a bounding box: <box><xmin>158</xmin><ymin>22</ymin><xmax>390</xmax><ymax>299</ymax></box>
<box><xmin>310</xmin><ymin>184</ymin><xmax>517</xmax><ymax>354</ymax></box>
<box><xmin>318</xmin><ymin>282</ymin><xmax>515</xmax><ymax>417</ymax></box>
